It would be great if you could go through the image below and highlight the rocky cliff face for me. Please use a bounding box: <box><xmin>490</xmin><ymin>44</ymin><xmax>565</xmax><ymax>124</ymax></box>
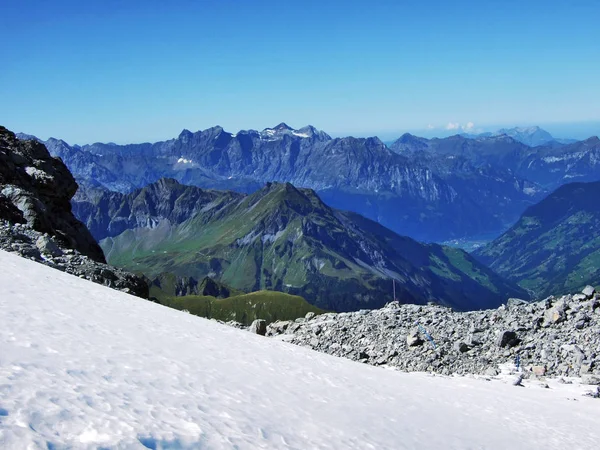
<box><xmin>266</xmin><ymin>286</ymin><xmax>600</xmax><ymax>381</ymax></box>
<box><xmin>0</xmin><ymin>126</ymin><xmax>148</xmax><ymax>298</ymax></box>
<box><xmin>1</xmin><ymin>126</ymin><xmax>105</xmax><ymax>262</ymax></box>
<box><xmin>72</xmin><ymin>177</ymin><xmax>243</xmax><ymax>242</ymax></box>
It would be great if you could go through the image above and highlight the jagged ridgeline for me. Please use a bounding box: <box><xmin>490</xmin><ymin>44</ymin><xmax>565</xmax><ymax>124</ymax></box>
<box><xmin>36</xmin><ymin>124</ymin><xmax>552</xmax><ymax>242</ymax></box>
<box><xmin>474</xmin><ymin>181</ymin><xmax>600</xmax><ymax>298</ymax></box>
<box><xmin>36</xmin><ymin>123</ymin><xmax>600</xmax><ymax>242</ymax></box>
<box><xmin>74</xmin><ymin>178</ymin><xmax>526</xmax><ymax>312</ymax></box>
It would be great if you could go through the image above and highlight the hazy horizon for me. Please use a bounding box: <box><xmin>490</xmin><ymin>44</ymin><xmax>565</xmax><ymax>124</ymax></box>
<box><xmin>12</xmin><ymin>120</ymin><xmax>599</xmax><ymax>147</ymax></box>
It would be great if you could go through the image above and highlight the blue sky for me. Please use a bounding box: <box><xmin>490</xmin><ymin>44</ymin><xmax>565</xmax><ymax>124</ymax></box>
<box><xmin>1</xmin><ymin>0</ymin><xmax>599</xmax><ymax>144</ymax></box>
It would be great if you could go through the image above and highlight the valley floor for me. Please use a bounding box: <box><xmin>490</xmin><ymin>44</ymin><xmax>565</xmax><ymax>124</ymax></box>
<box><xmin>0</xmin><ymin>250</ymin><xmax>598</xmax><ymax>449</ymax></box>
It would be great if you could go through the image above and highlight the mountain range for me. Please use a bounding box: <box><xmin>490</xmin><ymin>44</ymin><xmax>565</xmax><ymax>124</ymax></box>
<box><xmin>73</xmin><ymin>178</ymin><xmax>526</xmax><ymax>312</ymax></box>
<box><xmin>21</xmin><ymin>123</ymin><xmax>594</xmax><ymax>243</ymax></box>
<box><xmin>474</xmin><ymin>181</ymin><xmax>600</xmax><ymax>298</ymax></box>
<box><xmin>461</xmin><ymin>126</ymin><xmax>577</xmax><ymax>147</ymax></box>
<box><xmin>390</xmin><ymin>133</ymin><xmax>600</xmax><ymax>191</ymax></box>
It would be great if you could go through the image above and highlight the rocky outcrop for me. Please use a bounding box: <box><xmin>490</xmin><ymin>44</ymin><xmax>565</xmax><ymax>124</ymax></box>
<box><xmin>0</xmin><ymin>220</ymin><xmax>148</xmax><ymax>298</ymax></box>
<box><xmin>1</xmin><ymin>126</ymin><xmax>148</xmax><ymax>298</ymax></box>
<box><xmin>266</xmin><ymin>287</ymin><xmax>600</xmax><ymax>380</ymax></box>
<box><xmin>0</xmin><ymin>126</ymin><xmax>104</xmax><ymax>262</ymax></box>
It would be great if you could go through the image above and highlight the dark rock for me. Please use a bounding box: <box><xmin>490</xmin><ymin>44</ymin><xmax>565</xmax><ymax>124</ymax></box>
<box><xmin>496</xmin><ymin>330</ymin><xmax>518</xmax><ymax>348</ymax></box>
<box><xmin>249</xmin><ymin>319</ymin><xmax>267</xmax><ymax>336</ymax></box>
<box><xmin>454</xmin><ymin>342</ymin><xmax>470</xmax><ymax>353</ymax></box>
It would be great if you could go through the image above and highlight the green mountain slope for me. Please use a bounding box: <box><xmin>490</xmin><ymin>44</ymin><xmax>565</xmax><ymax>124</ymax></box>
<box><xmin>474</xmin><ymin>181</ymin><xmax>600</xmax><ymax>298</ymax></box>
<box><xmin>94</xmin><ymin>179</ymin><xmax>525</xmax><ymax>311</ymax></box>
<box><xmin>157</xmin><ymin>290</ymin><xmax>324</xmax><ymax>325</ymax></box>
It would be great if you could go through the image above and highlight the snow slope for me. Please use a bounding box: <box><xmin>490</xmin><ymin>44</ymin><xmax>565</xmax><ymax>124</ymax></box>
<box><xmin>0</xmin><ymin>250</ymin><xmax>598</xmax><ymax>449</ymax></box>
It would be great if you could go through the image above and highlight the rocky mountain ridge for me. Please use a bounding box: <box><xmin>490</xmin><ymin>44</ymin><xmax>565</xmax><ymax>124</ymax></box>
<box><xmin>390</xmin><ymin>133</ymin><xmax>600</xmax><ymax>192</ymax></box>
<box><xmin>21</xmin><ymin>125</ymin><xmax>550</xmax><ymax>242</ymax></box>
<box><xmin>460</xmin><ymin>126</ymin><xmax>576</xmax><ymax>147</ymax></box>
<box><xmin>75</xmin><ymin>178</ymin><xmax>526</xmax><ymax>312</ymax></box>
<box><xmin>265</xmin><ymin>286</ymin><xmax>600</xmax><ymax>381</ymax></box>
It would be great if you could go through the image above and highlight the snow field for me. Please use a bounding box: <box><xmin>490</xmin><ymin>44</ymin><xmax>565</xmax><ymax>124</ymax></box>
<box><xmin>0</xmin><ymin>250</ymin><xmax>599</xmax><ymax>449</ymax></box>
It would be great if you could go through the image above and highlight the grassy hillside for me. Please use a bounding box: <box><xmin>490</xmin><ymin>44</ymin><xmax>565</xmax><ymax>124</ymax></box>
<box><xmin>99</xmin><ymin>180</ymin><xmax>526</xmax><ymax>311</ymax></box>
<box><xmin>474</xmin><ymin>181</ymin><xmax>600</xmax><ymax>298</ymax></box>
<box><xmin>156</xmin><ymin>290</ymin><xmax>325</xmax><ymax>325</ymax></box>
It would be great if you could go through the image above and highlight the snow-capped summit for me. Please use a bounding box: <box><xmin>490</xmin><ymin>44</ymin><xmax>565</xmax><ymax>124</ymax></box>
<box><xmin>273</xmin><ymin>122</ymin><xmax>293</xmax><ymax>131</ymax></box>
<box><xmin>260</xmin><ymin>123</ymin><xmax>331</xmax><ymax>141</ymax></box>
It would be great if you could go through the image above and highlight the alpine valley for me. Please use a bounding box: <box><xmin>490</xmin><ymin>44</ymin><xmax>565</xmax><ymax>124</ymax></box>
<box><xmin>73</xmin><ymin>178</ymin><xmax>525</xmax><ymax>312</ymax></box>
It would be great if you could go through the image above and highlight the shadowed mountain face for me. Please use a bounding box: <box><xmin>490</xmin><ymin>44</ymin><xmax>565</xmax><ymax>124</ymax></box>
<box><xmin>74</xmin><ymin>178</ymin><xmax>526</xmax><ymax>312</ymax></box>
<box><xmin>474</xmin><ymin>181</ymin><xmax>600</xmax><ymax>298</ymax></box>
<box><xmin>23</xmin><ymin>124</ymin><xmax>549</xmax><ymax>242</ymax></box>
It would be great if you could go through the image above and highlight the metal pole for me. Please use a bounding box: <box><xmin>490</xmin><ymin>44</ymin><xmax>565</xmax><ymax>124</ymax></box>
<box><xmin>393</xmin><ymin>279</ymin><xmax>396</xmax><ymax>301</ymax></box>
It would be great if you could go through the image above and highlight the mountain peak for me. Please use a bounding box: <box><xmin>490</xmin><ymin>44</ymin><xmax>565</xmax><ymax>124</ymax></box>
<box><xmin>178</xmin><ymin>129</ymin><xmax>193</xmax><ymax>140</ymax></box>
<box><xmin>147</xmin><ymin>177</ymin><xmax>182</xmax><ymax>189</ymax></box>
<box><xmin>253</xmin><ymin>181</ymin><xmax>327</xmax><ymax>215</ymax></box>
<box><xmin>273</xmin><ymin>122</ymin><xmax>293</xmax><ymax>131</ymax></box>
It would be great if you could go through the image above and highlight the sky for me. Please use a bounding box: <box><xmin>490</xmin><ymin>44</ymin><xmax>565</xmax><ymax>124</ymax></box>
<box><xmin>1</xmin><ymin>0</ymin><xmax>599</xmax><ymax>144</ymax></box>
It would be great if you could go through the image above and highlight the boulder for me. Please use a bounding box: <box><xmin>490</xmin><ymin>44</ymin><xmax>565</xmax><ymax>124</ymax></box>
<box><xmin>542</xmin><ymin>302</ymin><xmax>567</xmax><ymax>327</ymax></box>
<box><xmin>531</xmin><ymin>365</ymin><xmax>546</xmax><ymax>377</ymax></box>
<box><xmin>582</xmin><ymin>375</ymin><xmax>600</xmax><ymax>386</ymax></box>
<box><xmin>406</xmin><ymin>328</ymin><xmax>424</xmax><ymax>347</ymax></box>
<box><xmin>583</xmin><ymin>285</ymin><xmax>596</xmax><ymax>298</ymax></box>
<box><xmin>496</xmin><ymin>330</ymin><xmax>518</xmax><ymax>348</ymax></box>
<box><xmin>35</xmin><ymin>235</ymin><xmax>63</xmax><ymax>257</ymax></box>
<box><xmin>512</xmin><ymin>374</ymin><xmax>524</xmax><ymax>386</ymax></box>
<box><xmin>249</xmin><ymin>319</ymin><xmax>267</xmax><ymax>336</ymax></box>
<box><xmin>454</xmin><ymin>342</ymin><xmax>470</xmax><ymax>353</ymax></box>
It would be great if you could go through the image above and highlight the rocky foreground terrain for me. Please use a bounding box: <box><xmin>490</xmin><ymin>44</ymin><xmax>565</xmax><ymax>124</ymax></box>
<box><xmin>0</xmin><ymin>126</ymin><xmax>147</xmax><ymax>297</ymax></box>
<box><xmin>0</xmin><ymin>220</ymin><xmax>148</xmax><ymax>297</ymax></box>
<box><xmin>263</xmin><ymin>288</ymin><xmax>600</xmax><ymax>382</ymax></box>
